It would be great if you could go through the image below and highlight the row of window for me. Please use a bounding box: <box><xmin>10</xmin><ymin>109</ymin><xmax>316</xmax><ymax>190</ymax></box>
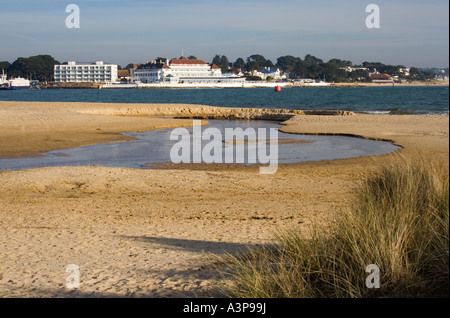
<box><xmin>55</xmin><ymin>69</ymin><xmax>112</xmax><ymax>72</ymax></box>
<box><xmin>56</xmin><ymin>76</ymin><xmax>112</xmax><ymax>78</ymax></box>
<box><xmin>56</xmin><ymin>77</ymin><xmax>112</xmax><ymax>79</ymax></box>
<box><xmin>135</xmin><ymin>72</ymin><xmax>160</xmax><ymax>77</ymax></box>
<box><xmin>56</xmin><ymin>71</ymin><xmax>112</xmax><ymax>73</ymax></box>
<box><xmin>135</xmin><ymin>73</ymin><xmax>217</xmax><ymax>78</ymax></box>
<box><xmin>55</xmin><ymin>67</ymin><xmax>113</xmax><ymax>70</ymax></box>
<box><xmin>56</xmin><ymin>72</ymin><xmax>112</xmax><ymax>75</ymax></box>
<box><xmin>170</xmin><ymin>67</ymin><xmax>212</xmax><ymax>71</ymax></box>
<box><xmin>57</xmin><ymin>80</ymin><xmax>113</xmax><ymax>83</ymax></box>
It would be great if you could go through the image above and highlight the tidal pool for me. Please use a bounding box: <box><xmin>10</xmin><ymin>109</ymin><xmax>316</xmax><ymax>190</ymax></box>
<box><xmin>0</xmin><ymin>120</ymin><xmax>400</xmax><ymax>171</ymax></box>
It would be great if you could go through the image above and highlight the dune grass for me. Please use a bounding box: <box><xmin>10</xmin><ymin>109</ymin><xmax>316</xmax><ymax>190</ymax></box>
<box><xmin>222</xmin><ymin>158</ymin><xmax>449</xmax><ymax>298</ymax></box>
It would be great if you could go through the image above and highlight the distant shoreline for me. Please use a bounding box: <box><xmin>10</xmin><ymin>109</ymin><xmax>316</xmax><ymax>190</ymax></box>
<box><xmin>32</xmin><ymin>80</ymin><xmax>449</xmax><ymax>90</ymax></box>
<box><xmin>329</xmin><ymin>81</ymin><xmax>449</xmax><ymax>88</ymax></box>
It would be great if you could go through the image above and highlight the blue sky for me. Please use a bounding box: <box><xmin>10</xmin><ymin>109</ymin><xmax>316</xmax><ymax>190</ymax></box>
<box><xmin>0</xmin><ymin>0</ymin><xmax>448</xmax><ymax>67</ymax></box>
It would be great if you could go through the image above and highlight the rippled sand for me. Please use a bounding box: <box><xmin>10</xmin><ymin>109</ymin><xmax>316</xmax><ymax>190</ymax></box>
<box><xmin>0</xmin><ymin>101</ymin><xmax>448</xmax><ymax>297</ymax></box>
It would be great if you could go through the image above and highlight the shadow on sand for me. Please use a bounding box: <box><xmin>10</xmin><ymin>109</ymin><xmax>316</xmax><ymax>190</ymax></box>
<box><xmin>121</xmin><ymin>235</ymin><xmax>265</xmax><ymax>255</ymax></box>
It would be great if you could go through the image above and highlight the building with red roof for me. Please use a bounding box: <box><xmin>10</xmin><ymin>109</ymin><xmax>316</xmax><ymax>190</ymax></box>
<box><xmin>370</xmin><ymin>73</ymin><xmax>394</xmax><ymax>83</ymax></box>
<box><xmin>132</xmin><ymin>56</ymin><xmax>232</xmax><ymax>84</ymax></box>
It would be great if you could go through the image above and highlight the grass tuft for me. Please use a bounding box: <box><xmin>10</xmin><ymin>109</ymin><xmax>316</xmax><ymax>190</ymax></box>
<box><xmin>221</xmin><ymin>158</ymin><xmax>449</xmax><ymax>298</ymax></box>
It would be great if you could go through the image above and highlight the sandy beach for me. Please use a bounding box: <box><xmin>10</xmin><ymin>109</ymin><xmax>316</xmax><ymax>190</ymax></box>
<box><xmin>0</xmin><ymin>101</ymin><xmax>448</xmax><ymax>297</ymax></box>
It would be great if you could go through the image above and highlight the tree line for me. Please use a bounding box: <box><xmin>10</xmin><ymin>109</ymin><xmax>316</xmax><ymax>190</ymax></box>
<box><xmin>0</xmin><ymin>55</ymin><xmax>60</xmax><ymax>82</ymax></box>
<box><xmin>1</xmin><ymin>54</ymin><xmax>437</xmax><ymax>83</ymax></box>
<box><xmin>154</xmin><ymin>54</ymin><xmax>435</xmax><ymax>82</ymax></box>
<box><xmin>209</xmin><ymin>54</ymin><xmax>436</xmax><ymax>82</ymax></box>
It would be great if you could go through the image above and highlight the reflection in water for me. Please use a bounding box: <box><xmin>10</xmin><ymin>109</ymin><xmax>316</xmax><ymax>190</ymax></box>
<box><xmin>0</xmin><ymin>120</ymin><xmax>400</xmax><ymax>171</ymax></box>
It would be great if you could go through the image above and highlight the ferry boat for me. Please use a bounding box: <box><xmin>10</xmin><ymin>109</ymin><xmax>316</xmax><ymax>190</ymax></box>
<box><xmin>0</xmin><ymin>70</ymin><xmax>31</xmax><ymax>90</ymax></box>
<box><xmin>0</xmin><ymin>70</ymin><xmax>8</xmax><ymax>88</ymax></box>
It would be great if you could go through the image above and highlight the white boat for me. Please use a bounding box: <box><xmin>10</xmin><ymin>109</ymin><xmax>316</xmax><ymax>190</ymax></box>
<box><xmin>9</xmin><ymin>77</ymin><xmax>31</xmax><ymax>89</ymax></box>
<box><xmin>0</xmin><ymin>71</ymin><xmax>10</xmax><ymax>90</ymax></box>
<box><xmin>0</xmin><ymin>70</ymin><xmax>8</xmax><ymax>85</ymax></box>
<box><xmin>0</xmin><ymin>70</ymin><xmax>31</xmax><ymax>89</ymax></box>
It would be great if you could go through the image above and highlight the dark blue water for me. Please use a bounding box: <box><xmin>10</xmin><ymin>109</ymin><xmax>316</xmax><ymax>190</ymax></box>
<box><xmin>0</xmin><ymin>86</ymin><xmax>448</xmax><ymax>114</ymax></box>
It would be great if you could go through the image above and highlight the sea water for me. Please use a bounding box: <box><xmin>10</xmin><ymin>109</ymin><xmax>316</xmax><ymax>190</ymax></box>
<box><xmin>0</xmin><ymin>86</ymin><xmax>448</xmax><ymax>115</ymax></box>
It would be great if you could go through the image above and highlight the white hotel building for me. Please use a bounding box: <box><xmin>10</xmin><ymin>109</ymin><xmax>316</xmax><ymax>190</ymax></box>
<box><xmin>54</xmin><ymin>61</ymin><xmax>118</xmax><ymax>83</ymax></box>
<box><xmin>132</xmin><ymin>57</ymin><xmax>243</xmax><ymax>84</ymax></box>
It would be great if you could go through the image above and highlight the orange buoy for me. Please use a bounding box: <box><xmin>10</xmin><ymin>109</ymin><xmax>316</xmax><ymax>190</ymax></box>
<box><xmin>275</xmin><ymin>85</ymin><xmax>282</xmax><ymax>92</ymax></box>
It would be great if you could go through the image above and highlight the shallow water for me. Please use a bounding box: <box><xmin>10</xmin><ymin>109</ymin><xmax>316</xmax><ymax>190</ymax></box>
<box><xmin>0</xmin><ymin>120</ymin><xmax>401</xmax><ymax>171</ymax></box>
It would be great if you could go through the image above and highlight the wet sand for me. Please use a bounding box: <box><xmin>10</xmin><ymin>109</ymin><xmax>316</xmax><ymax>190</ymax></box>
<box><xmin>0</xmin><ymin>101</ymin><xmax>448</xmax><ymax>297</ymax></box>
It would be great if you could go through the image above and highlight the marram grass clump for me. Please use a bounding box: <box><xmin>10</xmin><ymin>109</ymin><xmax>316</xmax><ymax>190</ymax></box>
<box><xmin>222</xmin><ymin>159</ymin><xmax>449</xmax><ymax>298</ymax></box>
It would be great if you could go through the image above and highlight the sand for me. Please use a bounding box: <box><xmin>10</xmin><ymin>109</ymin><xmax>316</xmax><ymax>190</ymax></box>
<box><xmin>0</xmin><ymin>101</ymin><xmax>448</xmax><ymax>298</ymax></box>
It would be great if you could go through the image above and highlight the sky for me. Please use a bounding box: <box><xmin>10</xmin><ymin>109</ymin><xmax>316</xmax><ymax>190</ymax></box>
<box><xmin>0</xmin><ymin>0</ymin><xmax>448</xmax><ymax>68</ymax></box>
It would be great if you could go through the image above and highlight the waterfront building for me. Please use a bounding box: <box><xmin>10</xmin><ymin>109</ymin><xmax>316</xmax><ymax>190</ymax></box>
<box><xmin>131</xmin><ymin>60</ymin><xmax>171</xmax><ymax>83</ymax></box>
<box><xmin>370</xmin><ymin>73</ymin><xmax>394</xmax><ymax>83</ymax></box>
<box><xmin>339</xmin><ymin>66</ymin><xmax>369</xmax><ymax>73</ymax></box>
<box><xmin>252</xmin><ymin>67</ymin><xmax>286</xmax><ymax>81</ymax></box>
<box><xmin>131</xmin><ymin>56</ymin><xmax>244</xmax><ymax>84</ymax></box>
<box><xmin>117</xmin><ymin>70</ymin><xmax>131</xmax><ymax>83</ymax></box>
<box><xmin>54</xmin><ymin>61</ymin><xmax>118</xmax><ymax>83</ymax></box>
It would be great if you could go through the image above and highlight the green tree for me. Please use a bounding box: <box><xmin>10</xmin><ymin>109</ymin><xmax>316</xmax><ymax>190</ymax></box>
<box><xmin>219</xmin><ymin>55</ymin><xmax>229</xmax><ymax>73</ymax></box>
<box><xmin>233</xmin><ymin>58</ymin><xmax>246</xmax><ymax>70</ymax></box>
<box><xmin>7</xmin><ymin>55</ymin><xmax>60</xmax><ymax>82</ymax></box>
<box><xmin>246</xmin><ymin>61</ymin><xmax>260</xmax><ymax>72</ymax></box>
<box><xmin>409</xmin><ymin>67</ymin><xmax>420</xmax><ymax>76</ymax></box>
<box><xmin>323</xmin><ymin>63</ymin><xmax>339</xmax><ymax>82</ymax></box>
<box><xmin>362</xmin><ymin>61</ymin><xmax>384</xmax><ymax>70</ymax></box>
<box><xmin>349</xmin><ymin>69</ymin><xmax>371</xmax><ymax>82</ymax></box>
<box><xmin>276</xmin><ymin>55</ymin><xmax>300</xmax><ymax>73</ymax></box>
<box><xmin>407</xmin><ymin>68</ymin><xmax>435</xmax><ymax>81</ymax></box>
<box><xmin>0</xmin><ymin>61</ymin><xmax>11</xmax><ymax>72</ymax></box>
<box><xmin>362</xmin><ymin>61</ymin><xmax>402</xmax><ymax>75</ymax></box>
<box><xmin>7</xmin><ymin>57</ymin><xmax>29</xmax><ymax>78</ymax></box>
<box><xmin>304</xmin><ymin>54</ymin><xmax>323</xmax><ymax>66</ymax></box>
<box><xmin>246</xmin><ymin>54</ymin><xmax>267</xmax><ymax>71</ymax></box>
<box><xmin>421</xmin><ymin>70</ymin><xmax>436</xmax><ymax>80</ymax></box>
<box><xmin>292</xmin><ymin>60</ymin><xmax>307</xmax><ymax>78</ymax></box>
<box><xmin>306</xmin><ymin>64</ymin><xmax>325</xmax><ymax>80</ymax></box>
<box><xmin>246</xmin><ymin>75</ymin><xmax>263</xmax><ymax>81</ymax></box>
<box><xmin>187</xmin><ymin>55</ymin><xmax>197</xmax><ymax>60</ymax></box>
<box><xmin>212</xmin><ymin>54</ymin><xmax>221</xmax><ymax>66</ymax></box>
<box><xmin>212</xmin><ymin>55</ymin><xmax>230</xmax><ymax>73</ymax></box>
<box><xmin>327</xmin><ymin>58</ymin><xmax>352</xmax><ymax>67</ymax></box>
